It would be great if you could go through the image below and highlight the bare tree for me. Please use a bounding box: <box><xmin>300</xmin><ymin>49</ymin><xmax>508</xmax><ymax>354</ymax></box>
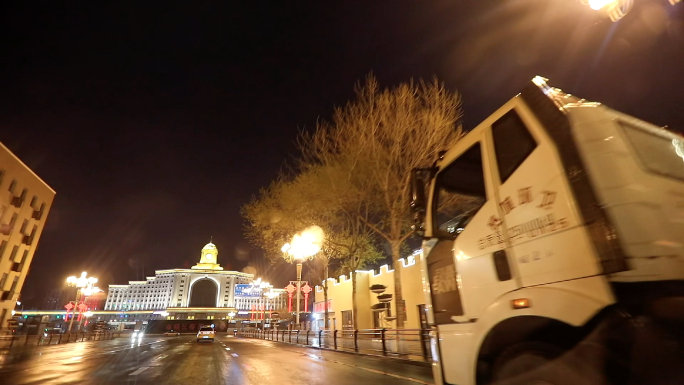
<box><xmin>242</xmin><ymin>165</ymin><xmax>381</xmax><ymax>329</ymax></box>
<box><xmin>300</xmin><ymin>74</ymin><xmax>464</xmax><ymax>328</ymax></box>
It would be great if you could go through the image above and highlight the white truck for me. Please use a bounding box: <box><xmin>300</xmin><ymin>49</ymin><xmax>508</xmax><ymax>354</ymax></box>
<box><xmin>410</xmin><ymin>77</ymin><xmax>684</xmax><ymax>385</ymax></box>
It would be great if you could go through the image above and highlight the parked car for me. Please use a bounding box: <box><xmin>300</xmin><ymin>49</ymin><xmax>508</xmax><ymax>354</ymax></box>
<box><xmin>164</xmin><ymin>330</ymin><xmax>180</xmax><ymax>336</ymax></box>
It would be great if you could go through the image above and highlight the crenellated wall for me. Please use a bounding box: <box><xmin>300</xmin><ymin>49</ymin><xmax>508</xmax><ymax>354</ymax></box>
<box><xmin>314</xmin><ymin>253</ymin><xmax>425</xmax><ymax>330</ymax></box>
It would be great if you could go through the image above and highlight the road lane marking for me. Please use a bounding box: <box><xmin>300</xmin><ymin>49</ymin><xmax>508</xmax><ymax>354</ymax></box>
<box><xmin>129</xmin><ymin>367</ymin><xmax>149</xmax><ymax>376</ymax></box>
<box><xmin>155</xmin><ymin>355</ymin><xmax>169</xmax><ymax>360</ymax></box>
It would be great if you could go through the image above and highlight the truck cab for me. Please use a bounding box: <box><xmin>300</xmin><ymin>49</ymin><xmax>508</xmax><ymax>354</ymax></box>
<box><xmin>411</xmin><ymin>77</ymin><xmax>684</xmax><ymax>385</ymax></box>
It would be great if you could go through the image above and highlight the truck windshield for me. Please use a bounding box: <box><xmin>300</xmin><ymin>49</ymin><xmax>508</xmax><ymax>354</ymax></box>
<box><xmin>621</xmin><ymin>121</ymin><xmax>684</xmax><ymax>181</ymax></box>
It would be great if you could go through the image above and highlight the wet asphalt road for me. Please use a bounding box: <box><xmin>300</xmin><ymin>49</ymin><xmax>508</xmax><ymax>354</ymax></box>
<box><xmin>0</xmin><ymin>334</ymin><xmax>433</xmax><ymax>385</ymax></box>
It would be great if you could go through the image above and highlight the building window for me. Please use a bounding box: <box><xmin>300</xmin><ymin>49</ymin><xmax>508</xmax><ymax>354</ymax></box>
<box><xmin>8</xmin><ymin>179</ymin><xmax>17</xmax><ymax>193</ymax></box>
<box><xmin>9</xmin><ymin>213</ymin><xmax>18</xmax><ymax>229</ymax></box>
<box><xmin>9</xmin><ymin>276</ymin><xmax>19</xmax><ymax>293</ymax></box>
<box><xmin>9</xmin><ymin>246</ymin><xmax>19</xmax><ymax>262</ymax></box>
<box><xmin>0</xmin><ymin>241</ymin><xmax>7</xmax><ymax>259</ymax></box>
<box><xmin>0</xmin><ymin>169</ymin><xmax>4</xmax><ymax>186</ymax></box>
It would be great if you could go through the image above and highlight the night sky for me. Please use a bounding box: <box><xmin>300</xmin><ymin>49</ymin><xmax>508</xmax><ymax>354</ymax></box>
<box><xmin>1</xmin><ymin>1</ymin><xmax>682</xmax><ymax>307</ymax></box>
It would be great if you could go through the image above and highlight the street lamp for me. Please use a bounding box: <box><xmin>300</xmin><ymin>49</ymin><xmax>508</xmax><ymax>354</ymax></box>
<box><xmin>66</xmin><ymin>272</ymin><xmax>99</xmax><ymax>332</ymax></box>
<box><xmin>579</xmin><ymin>0</ymin><xmax>633</xmax><ymax>21</ymax></box>
<box><xmin>282</xmin><ymin>225</ymin><xmax>324</xmax><ymax>328</ymax></box>
<box><xmin>245</xmin><ymin>278</ymin><xmax>280</xmax><ymax>328</ymax></box>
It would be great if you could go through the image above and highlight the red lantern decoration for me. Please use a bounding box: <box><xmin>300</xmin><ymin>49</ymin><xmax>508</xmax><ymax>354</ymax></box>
<box><xmin>64</xmin><ymin>302</ymin><xmax>74</xmax><ymax>321</ymax></box>
<box><xmin>76</xmin><ymin>302</ymin><xmax>88</xmax><ymax>321</ymax></box>
<box><xmin>301</xmin><ymin>283</ymin><xmax>312</xmax><ymax>313</ymax></box>
<box><xmin>285</xmin><ymin>283</ymin><xmax>296</xmax><ymax>313</ymax></box>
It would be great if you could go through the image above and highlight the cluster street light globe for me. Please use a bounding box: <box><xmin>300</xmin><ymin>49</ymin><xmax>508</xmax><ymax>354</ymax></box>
<box><xmin>579</xmin><ymin>0</ymin><xmax>681</xmax><ymax>22</ymax></box>
<box><xmin>581</xmin><ymin>0</ymin><xmax>633</xmax><ymax>21</ymax></box>
<box><xmin>243</xmin><ymin>278</ymin><xmax>280</xmax><ymax>327</ymax></box>
<box><xmin>66</xmin><ymin>271</ymin><xmax>101</xmax><ymax>333</ymax></box>
<box><xmin>282</xmin><ymin>225</ymin><xmax>324</xmax><ymax>328</ymax></box>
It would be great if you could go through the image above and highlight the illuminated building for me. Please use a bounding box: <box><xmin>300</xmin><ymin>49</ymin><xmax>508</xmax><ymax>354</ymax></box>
<box><xmin>102</xmin><ymin>242</ymin><xmax>286</xmax><ymax>322</ymax></box>
<box><xmin>0</xmin><ymin>142</ymin><xmax>55</xmax><ymax>331</ymax></box>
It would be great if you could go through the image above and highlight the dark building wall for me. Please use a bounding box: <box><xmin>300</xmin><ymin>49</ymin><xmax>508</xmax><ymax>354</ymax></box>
<box><xmin>145</xmin><ymin>319</ymin><xmax>236</xmax><ymax>334</ymax></box>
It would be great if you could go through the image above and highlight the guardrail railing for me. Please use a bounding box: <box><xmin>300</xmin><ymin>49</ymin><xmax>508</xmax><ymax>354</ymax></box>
<box><xmin>239</xmin><ymin>328</ymin><xmax>432</xmax><ymax>362</ymax></box>
<box><xmin>0</xmin><ymin>331</ymin><xmax>122</xmax><ymax>350</ymax></box>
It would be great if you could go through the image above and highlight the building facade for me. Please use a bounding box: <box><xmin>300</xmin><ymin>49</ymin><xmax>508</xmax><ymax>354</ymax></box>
<box><xmin>313</xmin><ymin>252</ymin><xmax>427</xmax><ymax>330</ymax></box>
<box><xmin>42</xmin><ymin>289</ymin><xmax>66</xmax><ymax>310</ymax></box>
<box><xmin>103</xmin><ymin>242</ymin><xmax>286</xmax><ymax>321</ymax></box>
<box><xmin>0</xmin><ymin>142</ymin><xmax>55</xmax><ymax>331</ymax></box>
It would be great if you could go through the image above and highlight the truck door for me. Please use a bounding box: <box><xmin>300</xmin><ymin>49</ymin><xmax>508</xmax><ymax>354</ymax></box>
<box><xmin>426</xmin><ymin>127</ymin><xmax>518</xmax><ymax>384</ymax></box>
<box><xmin>490</xmin><ymin>105</ymin><xmax>603</xmax><ymax>288</ymax></box>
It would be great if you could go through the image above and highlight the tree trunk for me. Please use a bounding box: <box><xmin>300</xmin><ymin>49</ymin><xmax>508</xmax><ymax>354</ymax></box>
<box><xmin>391</xmin><ymin>241</ymin><xmax>406</xmax><ymax>328</ymax></box>
<box><xmin>352</xmin><ymin>270</ymin><xmax>358</xmax><ymax>330</ymax></box>
<box><xmin>323</xmin><ymin>263</ymin><xmax>329</xmax><ymax>329</ymax></box>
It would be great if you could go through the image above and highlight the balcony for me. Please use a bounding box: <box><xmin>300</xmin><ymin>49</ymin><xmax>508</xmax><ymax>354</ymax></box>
<box><xmin>1</xmin><ymin>291</ymin><xmax>16</xmax><ymax>301</ymax></box>
<box><xmin>10</xmin><ymin>189</ymin><xmax>27</xmax><ymax>208</ymax></box>
<box><xmin>11</xmin><ymin>262</ymin><xmax>22</xmax><ymax>273</ymax></box>
<box><xmin>22</xmin><ymin>234</ymin><xmax>34</xmax><ymax>246</ymax></box>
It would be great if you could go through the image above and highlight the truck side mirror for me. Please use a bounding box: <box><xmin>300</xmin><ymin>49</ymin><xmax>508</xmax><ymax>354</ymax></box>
<box><xmin>410</xmin><ymin>169</ymin><xmax>427</xmax><ymax>236</ymax></box>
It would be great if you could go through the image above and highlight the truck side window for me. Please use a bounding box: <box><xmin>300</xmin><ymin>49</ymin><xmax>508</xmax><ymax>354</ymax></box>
<box><xmin>492</xmin><ymin>109</ymin><xmax>537</xmax><ymax>183</ymax></box>
<box><xmin>435</xmin><ymin>143</ymin><xmax>487</xmax><ymax>236</ymax></box>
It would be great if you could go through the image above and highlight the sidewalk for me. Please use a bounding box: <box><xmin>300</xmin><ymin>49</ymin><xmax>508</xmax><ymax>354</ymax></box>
<box><xmin>1</xmin><ymin>331</ymin><xmax>122</xmax><ymax>353</ymax></box>
<box><xmin>240</xmin><ymin>330</ymin><xmax>432</xmax><ymax>365</ymax></box>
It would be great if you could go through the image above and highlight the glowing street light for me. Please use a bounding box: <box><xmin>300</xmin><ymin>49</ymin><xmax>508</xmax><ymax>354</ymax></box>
<box><xmin>578</xmin><ymin>0</ymin><xmax>634</xmax><ymax>21</ymax></box>
<box><xmin>66</xmin><ymin>271</ymin><xmax>99</xmax><ymax>333</ymax></box>
<box><xmin>282</xmin><ymin>225</ymin><xmax>324</xmax><ymax>328</ymax></box>
<box><xmin>579</xmin><ymin>0</ymin><xmax>681</xmax><ymax>22</ymax></box>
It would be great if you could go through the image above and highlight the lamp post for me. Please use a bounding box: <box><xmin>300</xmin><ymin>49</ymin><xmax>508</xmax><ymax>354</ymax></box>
<box><xmin>281</xmin><ymin>225</ymin><xmax>324</xmax><ymax>329</ymax></box>
<box><xmin>245</xmin><ymin>278</ymin><xmax>279</xmax><ymax>329</ymax></box>
<box><xmin>66</xmin><ymin>272</ymin><xmax>99</xmax><ymax>333</ymax></box>
<box><xmin>83</xmin><ymin>311</ymin><xmax>93</xmax><ymax>331</ymax></box>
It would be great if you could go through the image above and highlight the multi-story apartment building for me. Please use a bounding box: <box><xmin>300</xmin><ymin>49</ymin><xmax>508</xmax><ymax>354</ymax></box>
<box><xmin>0</xmin><ymin>142</ymin><xmax>55</xmax><ymax>330</ymax></box>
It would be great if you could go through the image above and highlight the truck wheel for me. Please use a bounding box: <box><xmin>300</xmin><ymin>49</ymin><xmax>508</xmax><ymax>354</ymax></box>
<box><xmin>490</xmin><ymin>341</ymin><xmax>568</xmax><ymax>385</ymax></box>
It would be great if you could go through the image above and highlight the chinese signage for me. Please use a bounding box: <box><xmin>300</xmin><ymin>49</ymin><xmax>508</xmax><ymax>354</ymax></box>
<box><xmin>313</xmin><ymin>299</ymin><xmax>333</xmax><ymax>313</ymax></box>
<box><xmin>234</xmin><ymin>284</ymin><xmax>261</xmax><ymax>298</ymax></box>
<box><xmin>477</xmin><ymin>187</ymin><xmax>569</xmax><ymax>250</ymax></box>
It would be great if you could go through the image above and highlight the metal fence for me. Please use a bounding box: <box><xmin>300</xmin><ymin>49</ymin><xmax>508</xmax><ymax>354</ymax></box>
<box><xmin>0</xmin><ymin>331</ymin><xmax>121</xmax><ymax>350</ymax></box>
<box><xmin>239</xmin><ymin>328</ymin><xmax>432</xmax><ymax>362</ymax></box>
